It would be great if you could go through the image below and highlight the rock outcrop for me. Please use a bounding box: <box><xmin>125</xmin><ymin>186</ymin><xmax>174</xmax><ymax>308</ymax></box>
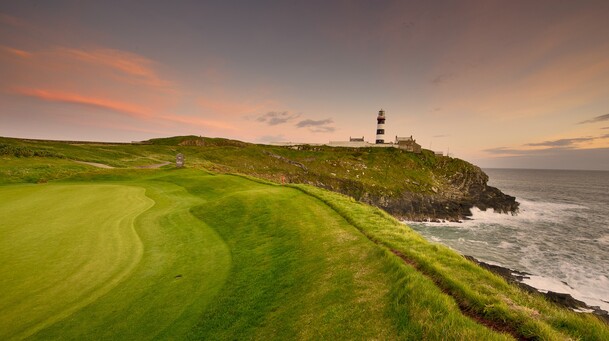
<box><xmin>296</xmin><ymin>163</ymin><xmax>518</xmax><ymax>222</ymax></box>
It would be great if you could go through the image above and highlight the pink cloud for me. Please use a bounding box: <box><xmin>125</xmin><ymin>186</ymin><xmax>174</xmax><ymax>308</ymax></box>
<box><xmin>0</xmin><ymin>45</ymin><xmax>32</xmax><ymax>58</ymax></box>
<box><xmin>1</xmin><ymin>13</ymin><xmax>170</xmax><ymax>89</ymax></box>
<box><xmin>11</xmin><ymin>87</ymin><xmax>152</xmax><ymax>119</ymax></box>
<box><xmin>10</xmin><ymin>87</ymin><xmax>240</xmax><ymax>133</ymax></box>
<box><xmin>55</xmin><ymin>47</ymin><xmax>172</xmax><ymax>89</ymax></box>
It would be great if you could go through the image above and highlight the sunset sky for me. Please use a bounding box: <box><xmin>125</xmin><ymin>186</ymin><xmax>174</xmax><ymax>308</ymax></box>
<box><xmin>1</xmin><ymin>1</ymin><xmax>608</xmax><ymax>170</ymax></box>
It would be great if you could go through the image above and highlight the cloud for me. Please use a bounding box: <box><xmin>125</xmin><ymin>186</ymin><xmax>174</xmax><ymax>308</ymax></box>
<box><xmin>310</xmin><ymin>126</ymin><xmax>336</xmax><ymax>133</ymax></box>
<box><xmin>56</xmin><ymin>48</ymin><xmax>172</xmax><ymax>88</ymax></box>
<box><xmin>295</xmin><ymin>118</ymin><xmax>336</xmax><ymax>133</ymax></box>
<box><xmin>11</xmin><ymin>87</ymin><xmax>151</xmax><ymax>118</ymax></box>
<box><xmin>296</xmin><ymin>118</ymin><xmax>333</xmax><ymax>128</ymax></box>
<box><xmin>525</xmin><ymin>137</ymin><xmax>596</xmax><ymax>147</ymax></box>
<box><xmin>484</xmin><ymin>147</ymin><xmax>538</xmax><ymax>155</ymax></box>
<box><xmin>480</xmin><ymin>147</ymin><xmax>609</xmax><ymax>171</ymax></box>
<box><xmin>483</xmin><ymin>146</ymin><xmax>577</xmax><ymax>156</ymax></box>
<box><xmin>433</xmin><ymin>134</ymin><xmax>449</xmax><ymax>138</ymax></box>
<box><xmin>10</xmin><ymin>87</ymin><xmax>238</xmax><ymax>131</ymax></box>
<box><xmin>486</xmin><ymin>134</ymin><xmax>609</xmax><ymax>155</ymax></box>
<box><xmin>2</xmin><ymin>45</ymin><xmax>175</xmax><ymax>105</ymax></box>
<box><xmin>579</xmin><ymin>113</ymin><xmax>609</xmax><ymax>124</ymax></box>
<box><xmin>256</xmin><ymin>111</ymin><xmax>300</xmax><ymax>125</ymax></box>
<box><xmin>431</xmin><ymin>73</ymin><xmax>455</xmax><ymax>86</ymax></box>
<box><xmin>603</xmin><ymin>127</ymin><xmax>609</xmax><ymax>130</ymax></box>
<box><xmin>0</xmin><ymin>45</ymin><xmax>31</xmax><ymax>58</ymax></box>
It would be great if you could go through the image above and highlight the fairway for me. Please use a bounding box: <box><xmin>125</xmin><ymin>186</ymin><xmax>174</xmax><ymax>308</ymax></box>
<box><xmin>3</xmin><ymin>168</ymin><xmax>605</xmax><ymax>340</ymax></box>
<box><xmin>0</xmin><ymin>170</ymin><xmax>514</xmax><ymax>340</ymax></box>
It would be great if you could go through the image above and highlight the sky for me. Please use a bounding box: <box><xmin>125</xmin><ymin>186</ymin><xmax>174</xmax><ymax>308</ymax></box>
<box><xmin>1</xmin><ymin>1</ymin><xmax>608</xmax><ymax>170</ymax></box>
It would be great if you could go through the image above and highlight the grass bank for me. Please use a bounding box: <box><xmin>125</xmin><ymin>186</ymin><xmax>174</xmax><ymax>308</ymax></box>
<box><xmin>292</xmin><ymin>184</ymin><xmax>609</xmax><ymax>340</ymax></box>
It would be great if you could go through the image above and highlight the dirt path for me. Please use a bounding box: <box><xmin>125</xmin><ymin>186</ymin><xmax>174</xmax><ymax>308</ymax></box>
<box><xmin>73</xmin><ymin>161</ymin><xmax>172</xmax><ymax>169</ymax></box>
<box><xmin>74</xmin><ymin>161</ymin><xmax>114</xmax><ymax>169</ymax></box>
<box><xmin>137</xmin><ymin>162</ymin><xmax>171</xmax><ymax>169</ymax></box>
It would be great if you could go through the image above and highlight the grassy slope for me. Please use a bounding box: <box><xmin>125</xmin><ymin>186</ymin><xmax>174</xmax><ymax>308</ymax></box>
<box><xmin>1</xmin><ymin>136</ymin><xmax>608</xmax><ymax>339</ymax></box>
<box><xmin>0</xmin><ymin>170</ymin><xmax>511</xmax><ymax>340</ymax></box>
<box><xmin>294</xmin><ymin>184</ymin><xmax>609</xmax><ymax>340</ymax></box>
<box><xmin>0</xmin><ymin>136</ymin><xmax>469</xmax><ymax>196</ymax></box>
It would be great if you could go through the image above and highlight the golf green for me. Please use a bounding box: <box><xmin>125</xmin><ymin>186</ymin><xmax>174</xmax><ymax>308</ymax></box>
<box><xmin>0</xmin><ymin>184</ymin><xmax>153</xmax><ymax>339</ymax></box>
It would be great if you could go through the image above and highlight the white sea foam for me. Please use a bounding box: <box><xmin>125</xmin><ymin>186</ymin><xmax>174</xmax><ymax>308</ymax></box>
<box><xmin>406</xmin><ymin>169</ymin><xmax>609</xmax><ymax>313</ymax></box>
<box><xmin>522</xmin><ymin>275</ymin><xmax>575</xmax><ymax>294</ymax></box>
<box><xmin>573</xmin><ymin>307</ymin><xmax>596</xmax><ymax>313</ymax></box>
<box><xmin>428</xmin><ymin>235</ymin><xmax>442</xmax><ymax>243</ymax></box>
<box><xmin>497</xmin><ymin>241</ymin><xmax>515</xmax><ymax>249</ymax></box>
<box><xmin>522</xmin><ymin>274</ymin><xmax>609</xmax><ymax>312</ymax></box>
<box><xmin>408</xmin><ymin>198</ymin><xmax>588</xmax><ymax>229</ymax></box>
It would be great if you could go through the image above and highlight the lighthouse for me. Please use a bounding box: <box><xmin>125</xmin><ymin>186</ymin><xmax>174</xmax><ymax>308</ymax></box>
<box><xmin>375</xmin><ymin>109</ymin><xmax>386</xmax><ymax>144</ymax></box>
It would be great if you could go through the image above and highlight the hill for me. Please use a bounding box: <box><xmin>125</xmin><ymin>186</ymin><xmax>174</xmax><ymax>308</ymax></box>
<box><xmin>0</xmin><ymin>135</ymin><xmax>517</xmax><ymax>221</ymax></box>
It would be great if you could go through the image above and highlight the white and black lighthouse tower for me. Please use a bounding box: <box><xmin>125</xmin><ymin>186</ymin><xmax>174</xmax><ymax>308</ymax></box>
<box><xmin>375</xmin><ymin>109</ymin><xmax>386</xmax><ymax>144</ymax></box>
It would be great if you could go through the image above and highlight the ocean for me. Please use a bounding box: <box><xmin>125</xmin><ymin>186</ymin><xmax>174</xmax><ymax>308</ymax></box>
<box><xmin>408</xmin><ymin>168</ymin><xmax>609</xmax><ymax>312</ymax></box>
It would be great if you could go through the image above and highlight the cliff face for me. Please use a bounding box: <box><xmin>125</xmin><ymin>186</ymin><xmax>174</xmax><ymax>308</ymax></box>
<box><xmin>369</xmin><ymin>169</ymin><xmax>519</xmax><ymax>222</ymax></box>
<box><xmin>251</xmin><ymin>147</ymin><xmax>519</xmax><ymax>222</ymax></box>
<box><xmin>304</xmin><ymin>166</ymin><xmax>518</xmax><ymax>222</ymax></box>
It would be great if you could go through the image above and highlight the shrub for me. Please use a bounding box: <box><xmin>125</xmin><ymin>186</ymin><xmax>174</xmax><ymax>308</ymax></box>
<box><xmin>0</xmin><ymin>144</ymin><xmax>65</xmax><ymax>158</ymax></box>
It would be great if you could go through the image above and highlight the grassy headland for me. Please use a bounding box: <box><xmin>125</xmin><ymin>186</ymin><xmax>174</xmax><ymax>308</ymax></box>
<box><xmin>0</xmin><ymin>135</ymin><xmax>607</xmax><ymax>339</ymax></box>
<box><xmin>1</xmin><ymin>135</ymin><xmax>517</xmax><ymax>221</ymax></box>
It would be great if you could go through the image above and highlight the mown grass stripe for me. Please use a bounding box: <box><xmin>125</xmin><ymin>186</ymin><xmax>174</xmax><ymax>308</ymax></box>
<box><xmin>0</xmin><ymin>184</ymin><xmax>152</xmax><ymax>340</ymax></box>
<box><xmin>29</xmin><ymin>179</ymin><xmax>231</xmax><ymax>340</ymax></box>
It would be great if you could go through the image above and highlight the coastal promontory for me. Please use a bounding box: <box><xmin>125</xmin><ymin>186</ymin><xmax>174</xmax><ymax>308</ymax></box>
<box><xmin>1</xmin><ymin>135</ymin><xmax>518</xmax><ymax>221</ymax></box>
<box><xmin>159</xmin><ymin>136</ymin><xmax>519</xmax><ymax>221</ymax></box>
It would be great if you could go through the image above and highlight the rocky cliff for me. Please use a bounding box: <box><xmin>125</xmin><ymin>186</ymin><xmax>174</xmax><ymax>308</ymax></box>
<box><xmin>235</xmin><ymin>145</ymin><xmax>520</xmax><ymax>222</ymax></box>
<box><xmin>359</xmin><ymin>167</ymin><xmax>519</xmax><ymax>222</ymax></box>
<box><xmin>296</xmin><ymin>165</ymin><xmax>518</xmax><ymax>222</ymax></box>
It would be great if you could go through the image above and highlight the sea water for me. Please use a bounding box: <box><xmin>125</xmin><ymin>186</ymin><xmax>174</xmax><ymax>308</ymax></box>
<box><xmin>408</xmin><ymin>169</ymin><xmax>609</xmax><ymax>312</ymax></box>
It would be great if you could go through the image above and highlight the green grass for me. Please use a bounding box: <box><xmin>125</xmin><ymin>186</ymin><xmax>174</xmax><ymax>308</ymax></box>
<box><xmin>0</xmin><ymin>157</ymin><xmax>96</xmax><ymax>184</ymax></box>
<box><xmin>292</xmin><ymin>184</ymin><xmax>609</xmax><ymax>340</ymax></box>
<box><xmin>0</xmin><ymin>183</ymin><xmax>153</xmax><ymax>339</ymax></box>
<box><xmin>0</xmin><ymin>135</ymin><xmax>472</xmax><ymax>197</ymax></box>
<box><xmin>1</xmin><ymin>137</ymin><xmax>608</xmax><ymax>339</ymax></box>
<box><xmin>9</xmin><ymin>175</ymin><xmax>232</xmax><ymax>340</ymax></box>
<box><xmin>1</xmin><ymin>169</ymin><xmax>513</xmax><ymax>340</ymax></box>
